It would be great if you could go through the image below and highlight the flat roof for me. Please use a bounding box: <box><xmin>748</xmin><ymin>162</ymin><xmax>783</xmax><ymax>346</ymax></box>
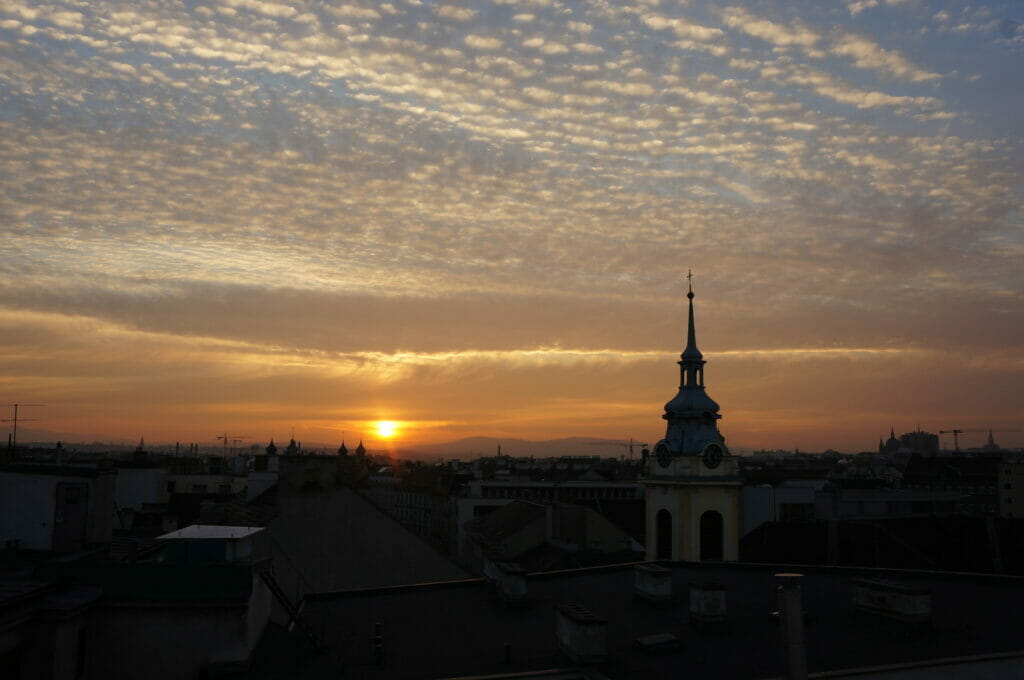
<box><xmin>157</xmin><ymin>524</ymin><xmax>263</xmax><ymax>541</ymax></box>
<box><xmin>248</xmin><ymin>561</ymin><xmax>1024</xmax><ymax>679</ymax></box>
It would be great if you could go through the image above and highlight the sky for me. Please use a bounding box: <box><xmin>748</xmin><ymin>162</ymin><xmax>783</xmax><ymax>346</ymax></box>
<box><xmin>0</xmin><ymin>0</ymin><xmax>1022</xmax><ymax>454</ymax></box>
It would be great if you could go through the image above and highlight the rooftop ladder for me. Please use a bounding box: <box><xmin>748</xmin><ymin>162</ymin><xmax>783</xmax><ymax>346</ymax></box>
<box><xmin>260</xmin><ymin>564</ymin><xmax>322</xmax><ymax>651</ymax></box>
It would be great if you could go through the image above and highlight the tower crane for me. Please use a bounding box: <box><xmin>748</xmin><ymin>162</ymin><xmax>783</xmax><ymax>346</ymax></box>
<box><xmin>216</xmin><ymin>433</ymin><xmax>250</xmax><ymax>456</ymax></box>
<box><xmin>939</xmin><ymin>428</ymin><xmax>1019</xmax><ymax>454</ymax></box>
<box><xmin>584</xmin><ymin>438</ymin><xmax>650</xmax><ymax>459</ymax></box>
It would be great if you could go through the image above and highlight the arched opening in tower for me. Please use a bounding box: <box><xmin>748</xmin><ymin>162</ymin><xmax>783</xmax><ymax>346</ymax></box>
<box><xmin>699</xmin><ymin>510</ymin><xmax>723</xmax><ymax>561</ymax></box>
<box><xmin>656</xmin><ymin>509</ymin><xmax>673</xmax><ymax>560</ymax></box>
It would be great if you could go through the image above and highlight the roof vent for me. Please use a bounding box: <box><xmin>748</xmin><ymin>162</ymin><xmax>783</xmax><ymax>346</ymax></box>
<box><xmin>851</xmin><ymin>578</ymin><xmax>931</xmax><ymax>623</ymax></box>
<box><xmin>634</xmin><ymin>564</ymin><xmax>673</xmax><ymax>604</ymax></box>
<box><xmin>689</xmin><ymin>581</ymin><xmax>727</xmax><ymax>625</ymax></box>
<box><xmin>555</xmin><ymin>603</ymin><xmax>607</xmax><ymax>664</ymax></box>
<box><xmin>496</xmin><ymin>562</ymin><xmax>527</xmax><ymax>606</ymax></box>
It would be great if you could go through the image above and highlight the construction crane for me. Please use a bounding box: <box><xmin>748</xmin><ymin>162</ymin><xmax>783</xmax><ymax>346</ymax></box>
<box><xmin>584</xmin><ymin>438</ymin><xmax>650</xmax><ymax>459</ymax></box>
<box><xmin>939</xmin><ymin>428</ymin><xmax>1019</xmax><ymax>454</ymax></box>
<box><xmin>1</xmin><ymin>403</ymin><xmax>45</xmax><ymax>450</ymax></box>
<box><xmin>216</xmin><ymin>433</ymin><xmax>250</xmax><ymax>457</ymax></box>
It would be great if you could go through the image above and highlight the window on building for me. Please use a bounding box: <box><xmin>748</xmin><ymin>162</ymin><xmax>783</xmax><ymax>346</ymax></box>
<box><xmin>191</xmin><ymin>484</ymin><xmax>208</xmax><ymax>493</ymax></box>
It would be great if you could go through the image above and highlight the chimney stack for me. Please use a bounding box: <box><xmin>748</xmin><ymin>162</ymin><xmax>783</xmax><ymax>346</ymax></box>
<box><xmin>776</xmin><ymin>573</ymin><xmax>807</xmax><ymax>680</ymax></box>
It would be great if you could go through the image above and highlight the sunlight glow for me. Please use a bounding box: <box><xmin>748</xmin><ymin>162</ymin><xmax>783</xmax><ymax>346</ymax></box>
<box><xmin>375</xmin><ymin>420</ymin><xmax>399</xmax><ymax>439</ymax></box>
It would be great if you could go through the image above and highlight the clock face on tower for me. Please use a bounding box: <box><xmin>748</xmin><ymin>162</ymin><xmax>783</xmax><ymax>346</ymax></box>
<box><xmin>655</xmin><ymin>443</ymin><xmax>671</xmax><ymax>468</ymax></box>
<box><xmin>702</xmin><ymin>443</ymin><xmax>724</xmax><ymax>469</ymax></box>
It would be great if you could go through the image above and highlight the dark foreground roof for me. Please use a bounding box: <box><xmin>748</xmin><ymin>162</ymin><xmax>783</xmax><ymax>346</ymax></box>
<box><xmin>245</xmin><ymin>561</ymin><xmax>1024</xmax><ymax>679</ymax></box>
<box><xmin>465</xmin><ymin>501</ymin><xmax>546</xmax><ymax>553</ymax></box>
<box><xmin>742</xmin><ymin>516</ymin><xmax>1024</xmax><ymax>575</ymax></box>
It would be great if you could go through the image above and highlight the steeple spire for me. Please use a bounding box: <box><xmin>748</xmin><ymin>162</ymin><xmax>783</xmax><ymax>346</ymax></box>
<box><xmin>657</xmin><ymin>272</ymin><xmax>724</xmax><ymax>456</ymax></box>
<box><xmin>682</xmin><ymin>270</ymin><xmax>702</xmax><ymax>362</ymax></box>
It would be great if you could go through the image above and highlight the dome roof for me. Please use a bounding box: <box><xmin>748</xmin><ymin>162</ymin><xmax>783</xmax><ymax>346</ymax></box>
<box><xmin>664</xmin><ymin>387</ymin><xmax>720</xmax><ymax>417</ymax></box>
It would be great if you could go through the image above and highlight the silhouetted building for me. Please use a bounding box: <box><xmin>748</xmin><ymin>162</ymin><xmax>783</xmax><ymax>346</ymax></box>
<box><xmin>900</xmin><ymin>429</ymin><xmax>939</xmax><ymax>454</ymax></box>
<box><xmin>0</xmin><ymin>463</ymin><xmax>115</xmax><ymax>552</ymax></box>
<box><xmin>903</xmin><ymin>453</ymin><xmax>1000</xmax><ymax>514</ymax></box>
<box><xmin>462</xmin><ymin>500</ymin><xmax>642</xmax><ymax>573</ymax></box>
<box><xmin>998</xmin><ymin>459</ymin><xmax>1024</xmax><ymax>518</ymax></box>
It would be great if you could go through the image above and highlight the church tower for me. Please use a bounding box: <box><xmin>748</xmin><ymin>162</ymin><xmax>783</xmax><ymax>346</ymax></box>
<box><xmin>643</xmin><ymin>276</ymin><xmax>740</xmax><ymax>561</ymax></box>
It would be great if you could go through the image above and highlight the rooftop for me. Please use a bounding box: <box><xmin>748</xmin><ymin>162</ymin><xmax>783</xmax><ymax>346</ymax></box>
<box><xmin>247</xmin><ymin>561</ymin><xmax>1024</xmax><ymax>679</ymax></box>
<box><xmin>157</xmin><ymin>525</ymin><xmax>263</xmax><ymax>541</ymax></box>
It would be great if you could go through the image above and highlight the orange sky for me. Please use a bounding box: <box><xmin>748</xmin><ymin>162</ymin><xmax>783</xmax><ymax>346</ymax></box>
<box><xmin>1</xmin><ymin>1</ymin><xmax>1022</xmax><ymax>454</ymax></box>
<box><xmin>3</xmin><ymin>289</ymin><xmax>1021</xmax><ymax>454</ymax></box>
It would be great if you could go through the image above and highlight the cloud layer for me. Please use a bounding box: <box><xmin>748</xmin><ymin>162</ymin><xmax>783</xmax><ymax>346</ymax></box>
<box><xmin>0</xmin><ymin>0</ymin><xmax>1021</xmax><ymax>451</ymax></box>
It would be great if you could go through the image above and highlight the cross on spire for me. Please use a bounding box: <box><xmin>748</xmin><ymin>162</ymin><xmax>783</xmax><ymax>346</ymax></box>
<box><xmin>686</xmin><ymin>269</ymin><xmax>694</xmax><ymax>297</ymax></box>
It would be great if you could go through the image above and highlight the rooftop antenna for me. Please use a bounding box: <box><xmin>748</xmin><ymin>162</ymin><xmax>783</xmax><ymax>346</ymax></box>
<box><xmin>1</xmin><ymin>403</ymin><xmax>45</xmax><ymax>450</ymax></box>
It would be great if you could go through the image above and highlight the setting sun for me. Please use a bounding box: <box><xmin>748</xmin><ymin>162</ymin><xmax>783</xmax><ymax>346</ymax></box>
<box><xmin>375</xmin><ymin>421</ymin><xmax>399</xmax><ymax>439</ymax></box>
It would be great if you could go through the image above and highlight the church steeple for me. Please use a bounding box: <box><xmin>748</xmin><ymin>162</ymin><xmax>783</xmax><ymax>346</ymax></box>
<box><xmin>679</xmin><ymin>271</ymin><xmax>705</xmax><ymax>390</ymax></box>
<box><xmin>643</xmin><ymin>274</ymin><xmax>740</xmax><ymax>563</ymax></box>
<box><xmin>657</xmin><ymin>274</ymin><xmax>724</xmax><ymax>456</ymax></box>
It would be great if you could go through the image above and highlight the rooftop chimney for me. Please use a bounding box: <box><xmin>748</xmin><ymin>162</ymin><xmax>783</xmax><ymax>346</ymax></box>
<box><xmin>776</xmin><ymin>573</ymin><xmax>807</xmax><ymax>680</ymax></box>
<box><xmin>634</xmin><ymin>564</ymin><xmax>673</xmax><ymax>603</ymax></box>
<box><xmin>555</xmin><ymin>603</ymin><xmax>607</xmax><ymax>664</ymax></box>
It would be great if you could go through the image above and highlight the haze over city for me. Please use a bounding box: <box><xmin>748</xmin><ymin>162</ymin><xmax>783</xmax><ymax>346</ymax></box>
<box><xmin>1</xmin><ymin>0</ymin><xmax>1021</xmax><ymax>453</ymax></box>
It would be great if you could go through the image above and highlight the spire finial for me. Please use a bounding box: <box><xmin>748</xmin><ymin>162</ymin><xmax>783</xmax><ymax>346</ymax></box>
<box><xmin>681</xmin><ymin>270</ymin><xmax>702</xmax><ymax>361</ymax></box>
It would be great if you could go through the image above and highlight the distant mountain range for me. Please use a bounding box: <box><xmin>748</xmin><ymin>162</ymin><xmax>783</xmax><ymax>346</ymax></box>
<box><xmin>7</xmin><ymin>426</ymin><xmax>123</xmax><ymax>447</ymax></box>
<box><xmin>11</xmin><ymin>430</ymin><xmax>645</xmax><ymax>458</ymax></box>
<box><xmin>395</xmin><ymin>436</ymin><xmax>646</xmax><ymax>459</ymax></box>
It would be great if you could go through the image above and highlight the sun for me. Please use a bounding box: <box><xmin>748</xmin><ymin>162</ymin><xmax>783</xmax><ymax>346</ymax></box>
<box><xmin>374</xmin><ymin>420</ymin><xmax>399</xmax><ymax>439</ymax></box>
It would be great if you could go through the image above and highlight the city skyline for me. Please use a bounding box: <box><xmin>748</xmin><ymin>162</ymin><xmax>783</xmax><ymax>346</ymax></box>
<box><xmin>1</xmin><ymin>1</ymin><xmax>1022</xmax><ymax>452</ymax></box>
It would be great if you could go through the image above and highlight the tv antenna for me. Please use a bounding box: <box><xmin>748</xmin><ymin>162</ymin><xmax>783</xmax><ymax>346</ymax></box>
<box><xmin>2</xmin><ymin>403</ymin><xmax>45</xmax><ymax>450</ymax></box>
